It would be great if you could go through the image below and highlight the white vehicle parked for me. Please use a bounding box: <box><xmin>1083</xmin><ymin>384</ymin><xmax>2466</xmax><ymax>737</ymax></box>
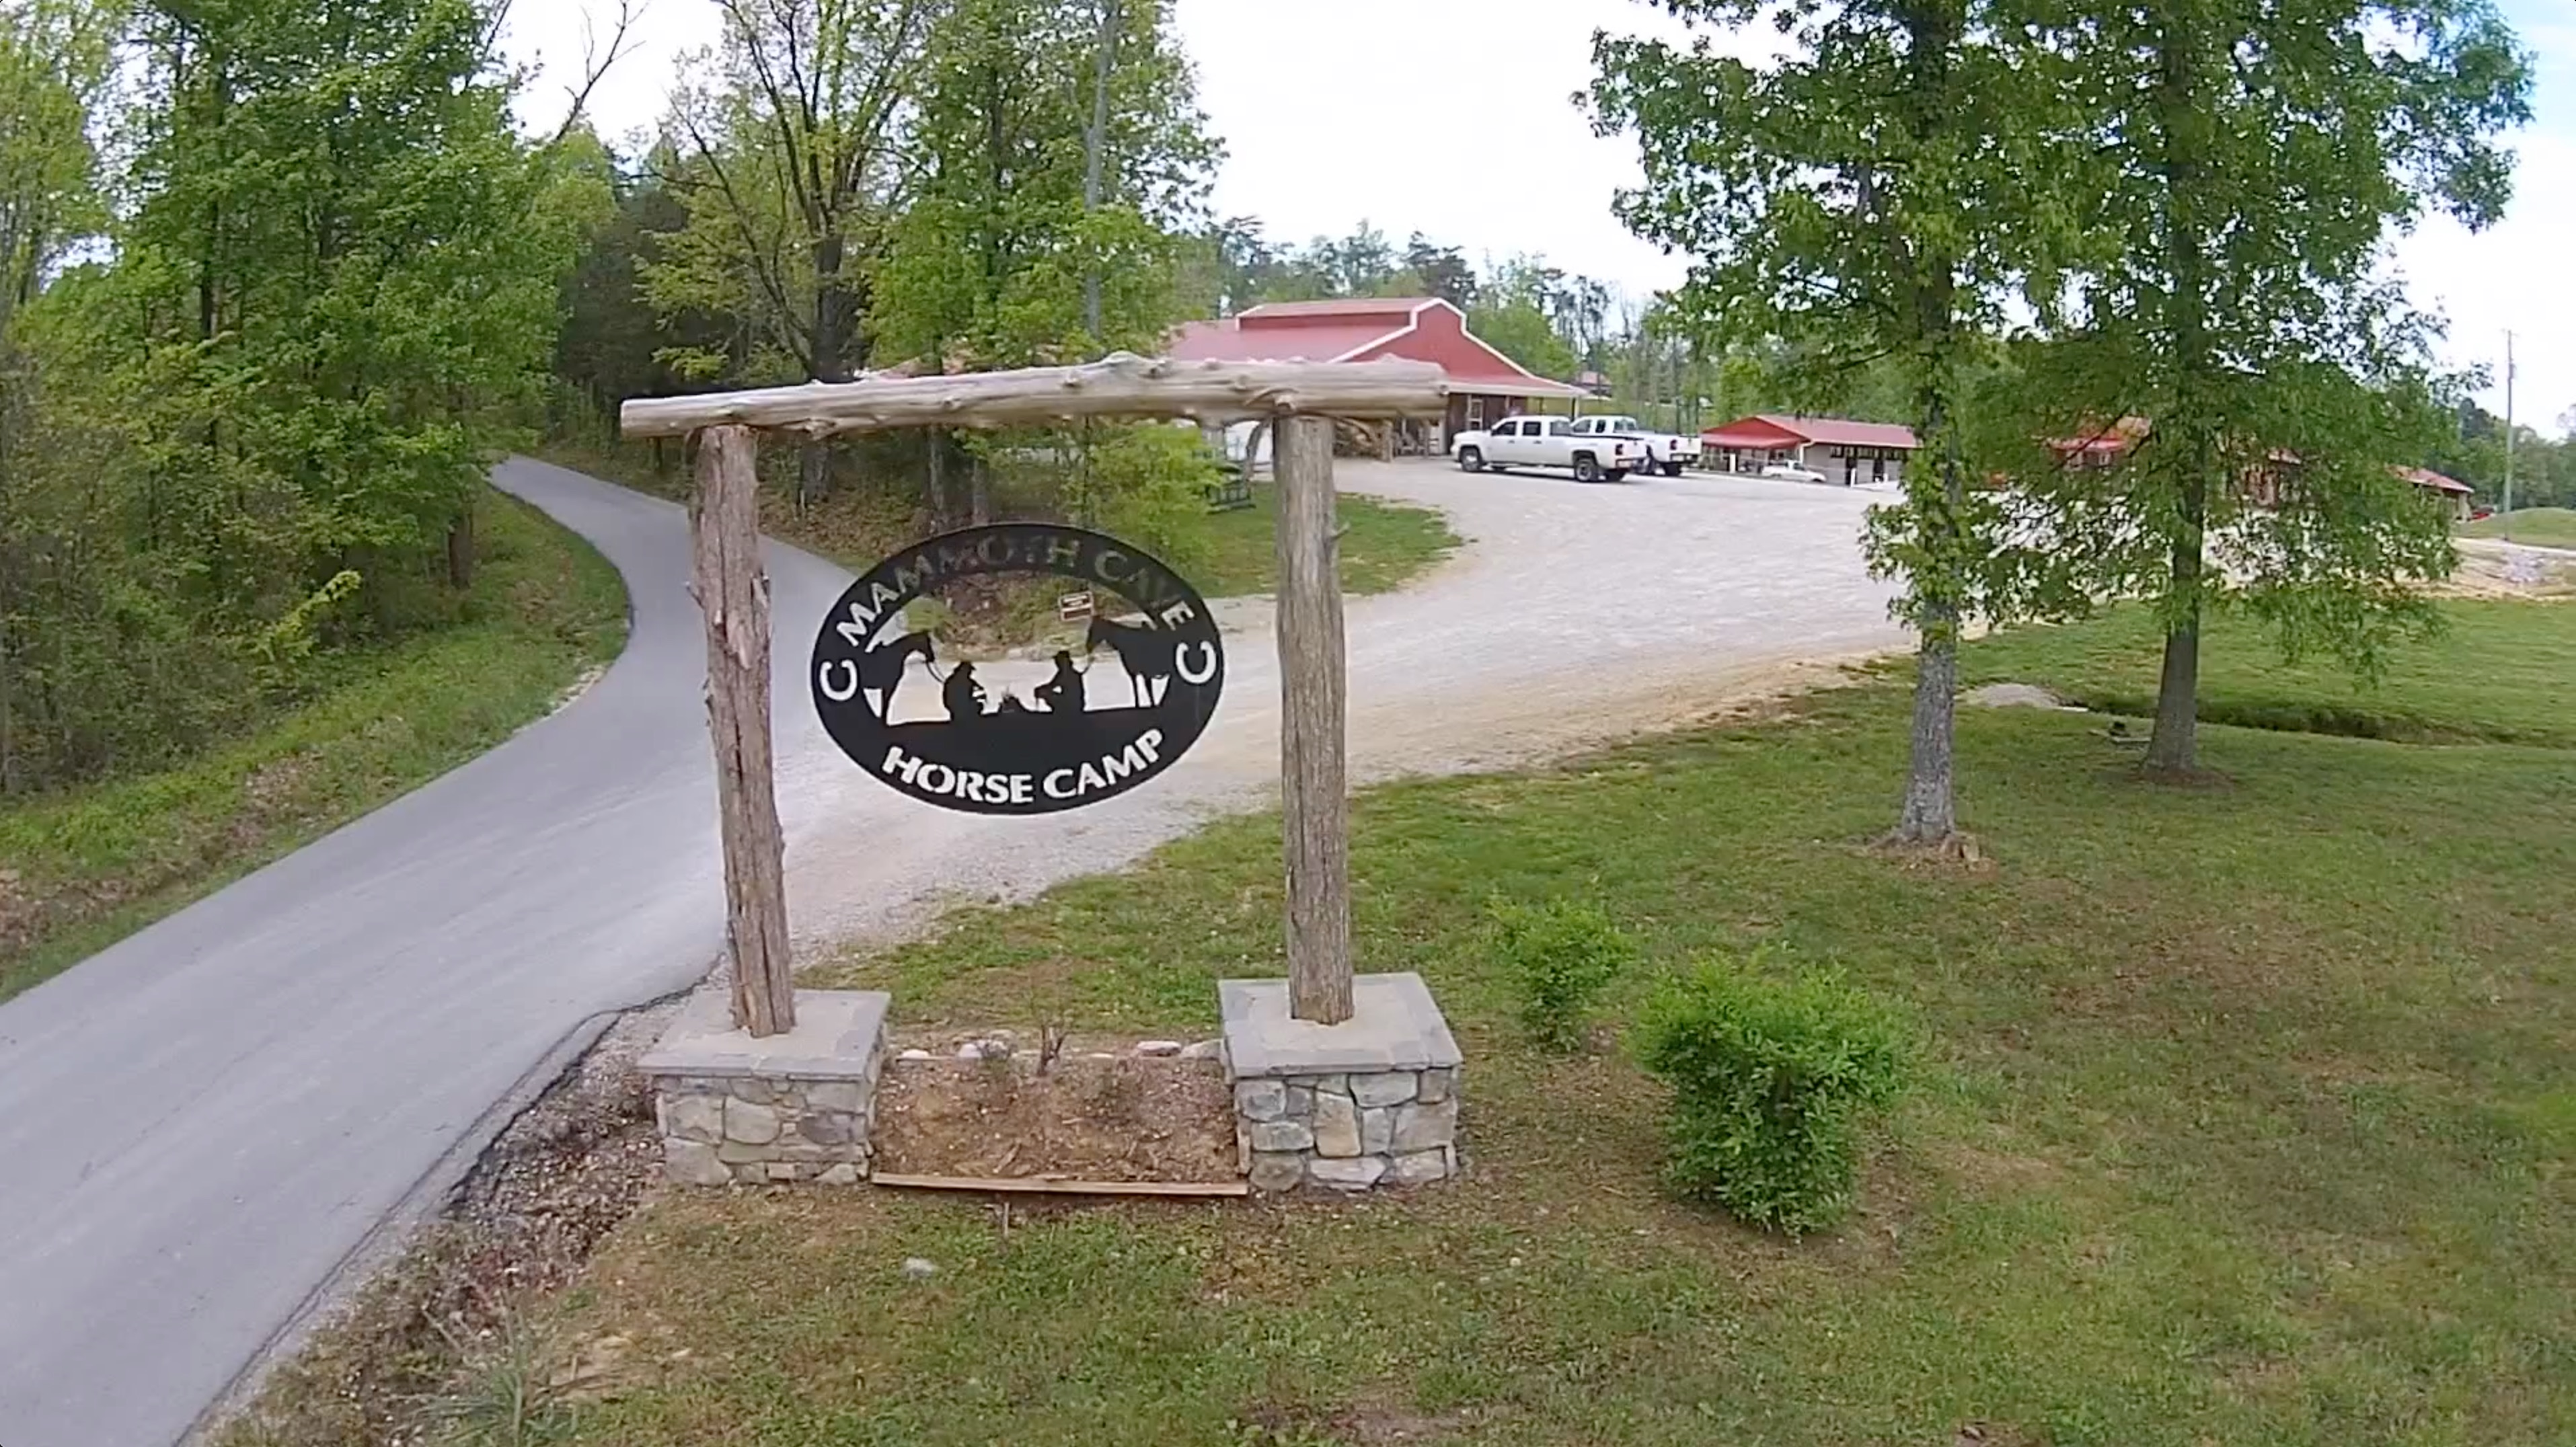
<box><xmin>1565</xmin><ymin>414</ymin><xmax>1702</xmax><ymax>477</ymax></box>
<box><xmin>1758</xmin><ymin>461</ymin><xmax>1832</xmax><ymax>485</ymax></box>
<box><xmin>1451</xmin><ymin>416</ymin><xmax>1644</xmax><ymax>484</ymax></box>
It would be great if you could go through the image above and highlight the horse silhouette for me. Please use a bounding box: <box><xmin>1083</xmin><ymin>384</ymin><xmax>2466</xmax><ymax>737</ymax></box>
<box><xmin>1085</xmin><ymin>615</ymin><xmax>1172</xmax><ymax>707</ymax></box>
<box><xmin>860</xmin><ymin>630</ymin><xmax>935</xmax><ymax>719</ymax></box>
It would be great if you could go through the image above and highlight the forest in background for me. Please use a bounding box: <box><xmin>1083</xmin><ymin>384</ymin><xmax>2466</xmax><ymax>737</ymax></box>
<box><xmin>4</xmin><ymin>0</ymin><xmax>2566</xmax><ymax>808</ymax></box>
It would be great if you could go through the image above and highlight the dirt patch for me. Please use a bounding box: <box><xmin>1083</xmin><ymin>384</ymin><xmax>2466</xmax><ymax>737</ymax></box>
<box><xmin>213</xmin><ymin>1005</ymin><xmax>673</xmax><ymax>1446</ymax></box>
<box><xmin>874</xmin><ymin>1047</ymin><xmax>1236</xmax><ymax>1183</ymax></box>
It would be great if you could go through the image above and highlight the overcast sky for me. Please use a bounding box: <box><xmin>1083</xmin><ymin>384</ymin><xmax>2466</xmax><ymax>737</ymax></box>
<box><xmin>502</xmin><ymin>0</ymin><xmax>2575</xmax><ymax>432</ymax></box>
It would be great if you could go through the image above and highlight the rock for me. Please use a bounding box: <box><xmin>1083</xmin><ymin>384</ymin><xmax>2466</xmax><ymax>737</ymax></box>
<box><xmin>724</xmin><ymin>1099</ymin><xmax>782</xmax><ymax>1145</ymax></box>
<box><xmin>1248</xmin><ymin>1120</ymin><xmax>1315</xmax><ymax>1152</ymax></box>
<box><xmin>958</xmin><ymin>1040</ymin><xmax>1010</xmax><ymax>1060</ymax></box>
<box><xmin>897</xmin><ymin>1048</ymin><xmax>936</xmax><ymax>1062</ymax></box>
<box><xmin>1387</xmin><ymin>1148</ymin><xmax>1451</xmax><ymax>1186</ymax></box>
<box><xmin>1234</xmin><ymin>1079</ymin><xmax>1287</xmax><ymax>1122</ymax></box>
<box><xmin>901</xmin><ymin>1257</ymin><xmax>938</xmax><ymax>1280</ymax></box>
<box><xmin>1415</xmin><ymin>1068</ymin><xmax>1455</xmax><ymax>1105</ymax></box>
<box><xmin>1351</xmin><ymin>1071</ymin><xmax>1418</xmax><ymax>1108</ymax></box>
<box><xmin>1360</xmin><ymin>1106</ymin><xmax>1394</xmax><ymax>1156</ymax></box>
<box><xmin>765</xmin><ymin>1163</ymin><xmax>800</xmax><ymax>1182</ymax></box>
<box><xmin>1293</xmin><ymin>1073</ymin><xmax>1349</xmax><ymax>1096</ymax></box>
<box><xmin>1248</xmin><ymin>1152</ymin><xmax>1305</xmax><ymax>1193</ymax></box>
<box><xmin>1391</xmin><ymin>1097</ymin><xmax>1458</xmax><ymax>1153</ymax></box>
<box><xmin>806</xmin><ymin>1081</ymin><xmax>868</xmax><ymax>1113</ymax></box>
<box><xmin>1965</xmin><ymin>682</ymin><xmax>2069</xmax><ymax>710</ymax></box>
<box><xmin>1179</xmin><ymin>1038</ymin><xmax>1225</xmax><ymax>1062</ymax></box>
<box><xmin>799</xmin><ymin>1111</ymin><xmax>851</xmax><ymax>1146</ymax></box>
<box><xmin>1285</xmin><ymin>1085</ymin><xmax>1315</xmax><ymax>1118</ymax></box>
<box><xmin>664</xmin><ymin>1139</ymin><xmax>732</xmax><ymax>1187</ymax></box>
<box><xmin>1306</xmin><ymin>1155</ymin><xmax>1387</xmax><ymax>1191</ymax></box>
<box><xmin>1312</xmin><ymin>1092</ymin><xmax>1361</xmax><ymax>1157</ymax></box>
<box><xmin>817</xmin><ymin>1163</ymin><xmax>863</xmax><ymax>1186</ymax></box>
<box><xmin>1134</xmin><ymin>1040</ymin><xmax>1184</xmax><ymax>1058</ymax></box>
<box><xmin>728</xmin><ymin>1077</ymin><xmax>776</xmax><ymax>1104</ymax></box>
<box><xmin>664</xmin><ymin>1093</ymin><xmax>724</xmax><ymax>1145</ymax></box>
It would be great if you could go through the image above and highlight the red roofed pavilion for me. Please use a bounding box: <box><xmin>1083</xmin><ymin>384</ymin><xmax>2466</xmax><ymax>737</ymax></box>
<box><xmin>1700</xmin><ymin>414</ymin><xmax>1920</xmax><ymax>485</ymax></box>
<box><xmin>1171</xmin><ymin>298</ymin><xmax>1586</xmax><ymax>449</ymax></box>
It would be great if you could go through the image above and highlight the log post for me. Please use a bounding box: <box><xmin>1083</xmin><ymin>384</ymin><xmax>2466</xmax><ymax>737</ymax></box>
<box><xmin>691</xmin><ymin>424</ymin><xmax>796</xmax><ymax>1037</ymax></box>
<box><xmin>1274</xmin><ymin>414</ymin><xmax>1353</xmax><ymax>1025</ymax></box>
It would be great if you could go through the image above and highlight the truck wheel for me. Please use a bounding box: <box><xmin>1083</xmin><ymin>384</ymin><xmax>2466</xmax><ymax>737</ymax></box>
<box><xmin>1606</xmin><ymin>468</ymin><xmax>1631</xmax><ymax>483</ymax></box>
<box><xmin>1457</xmin><ymin>446</ymin><xmax>1484</xmax><ymax>473</ymax></box>
<box><xmin>1664</xmin><ymin>458</ymin><xmax>1688</xmax><ymax>478</ymax></box>
<box><xmin>1573</xmin><ymin>454</ymin><xmax>1603</xmax><ymax>483</ymax></box>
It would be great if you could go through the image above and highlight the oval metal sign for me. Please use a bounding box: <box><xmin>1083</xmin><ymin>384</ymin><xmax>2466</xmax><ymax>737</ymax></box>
<box><xmin>810</xmin><ymin>524</ymin><xmax>1225</xmax><ymax>816</ymax></box>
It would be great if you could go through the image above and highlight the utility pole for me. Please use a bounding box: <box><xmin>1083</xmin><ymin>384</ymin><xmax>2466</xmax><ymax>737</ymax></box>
<box><xmin>2501</xmin><ymin>329</ymin><xmax>2516</xmax><ymax>542</ymax></box>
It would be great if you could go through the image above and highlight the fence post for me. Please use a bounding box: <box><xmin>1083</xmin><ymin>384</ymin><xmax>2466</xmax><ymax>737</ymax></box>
<box><xmin>1274</xmin><ymin>413</ymin><xmax>1353</xmax><ymax>1025</ymax></box>
<box><xmin>691</xmin><ymin>424</ymin><xmax>796</xmax><ymax>1037</ymax></box>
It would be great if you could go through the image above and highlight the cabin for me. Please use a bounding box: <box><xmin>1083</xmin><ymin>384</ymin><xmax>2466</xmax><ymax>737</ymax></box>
<box><xmin>1171</xmin><ymin>299</ymin><xmax>1589</xmax><ymax>453</ymax></box>
<box><xmin>2049</xmin><ymin>420</ymin><xmax>2479</xmax><ymax>520</ymax></box>
<box><xmin>1700</xmin><ymin>414</ymin><xmax>1919</xmax><ymax>484</ymax></box>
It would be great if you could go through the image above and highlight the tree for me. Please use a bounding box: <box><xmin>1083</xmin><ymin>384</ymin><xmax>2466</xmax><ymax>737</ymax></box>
<box><xmin>2008</xmin><ymin>0</ymin><xmax>2530</xmax><ymax>776</ymax></box>
<box><xmin>867</xmin><ymin>0</ymin><xmax>1213</xmax><ymax>524</ymax></box>
<box><xmin>0</xmin><ymin>0</ymin><xmax>118</xmax><ymax>791</ymax></box>
<box><xmin>1593</xmin><ymin>0</ymin><xmax>2074</xmax><ymax>849</ymax></box>
<box><xmin>1402</xmin><ymin>233</ymin><xmax>1478</xmax><ymax>309</ymax></box>
<box><xmin>647</xmin><ymin>0</ymin><xmax>936</xmax><ymax>504</ymax></box>
<box><xmin>1</xmin><ymin>0</ymin><xmax>590</xmax><ymax>789</ymax></box>
<box><xmin>1469</xmin><ymin>256</ymin><xmax>1582</xmax><ymax>379</ymax></box>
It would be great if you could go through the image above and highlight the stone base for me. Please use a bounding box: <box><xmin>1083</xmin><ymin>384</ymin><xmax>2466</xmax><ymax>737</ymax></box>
<box><xmin>1219</xmin><ymin>973</ymin><xmax>1462</xmax><ymax>1192</ymax></box>
<box><xmin>638</xmin><ymin>988</ymin><xmax>891</xmax><ymax>1187</ymax></box>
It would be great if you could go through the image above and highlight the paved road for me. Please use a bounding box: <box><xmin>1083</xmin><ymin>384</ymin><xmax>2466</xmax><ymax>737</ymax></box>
<box><xmin>0</xmin><ymin>456</ymin><xmax>1903</xmax><ymax>1446</ymax></box>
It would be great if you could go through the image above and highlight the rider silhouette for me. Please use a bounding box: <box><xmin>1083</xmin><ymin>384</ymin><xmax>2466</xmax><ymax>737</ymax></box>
<box><xmin>1033</xmin><ymin>650</ymin><xmax>1086</xmax><ymax>714</ymax></box>
<box><xmin>942</xmin><ymin>661</ymin><xmax>987</xmax><ymax>721</ymax></box>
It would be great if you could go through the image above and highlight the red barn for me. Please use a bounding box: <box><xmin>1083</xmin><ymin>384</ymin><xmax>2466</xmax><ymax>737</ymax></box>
<box><xmin>1700</xmin><ymin>414</ymin><xmax>1920</xmax><ymax>485</ymax></box>
<box><xmin>1170</xmin><ymin>299</ymin><xmax>1587</xmax><ymax>449</ymax></box>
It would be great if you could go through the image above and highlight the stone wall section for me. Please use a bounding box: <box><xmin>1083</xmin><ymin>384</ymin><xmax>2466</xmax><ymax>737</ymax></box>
<box><xmin>1235</xmin><ymin>1066</ymin><xmax>1458</xmax><ymax>1192</ymax></box>
<box><xmin>652</xmin><ymin>1068</ymin><xmax>882</xmax><ymax>1186</ymax></box>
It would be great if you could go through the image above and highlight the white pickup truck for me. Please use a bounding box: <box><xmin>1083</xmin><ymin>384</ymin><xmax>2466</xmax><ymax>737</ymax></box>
<box><xmin>1451</xmin><ymin>416</ymin><xmax>1645</xmax><ymax>483</ymax></box>
<box><xmin>1566</xmin><ymin>414</ymin><xmax>1702</xmax><ymax>477</ymax></box>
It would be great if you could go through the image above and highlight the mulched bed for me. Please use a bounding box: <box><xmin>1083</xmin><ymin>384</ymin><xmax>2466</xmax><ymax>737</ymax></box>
<box><xmin>872</xmin><ymin>1035</ymin><xmax>1236</xmax><ymax>1184</ymax></box>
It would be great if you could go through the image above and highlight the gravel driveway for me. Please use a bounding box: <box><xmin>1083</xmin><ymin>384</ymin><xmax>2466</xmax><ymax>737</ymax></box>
<box><xmin>776</xmin><ymin>459</ymin><xmax>1907</xmax><ymax>948</ymax></box>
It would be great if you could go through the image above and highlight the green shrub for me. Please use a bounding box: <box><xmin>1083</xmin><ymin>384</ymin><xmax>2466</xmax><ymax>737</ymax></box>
<box><xmin>1632</xmin><ymin>952</ymin><xmax>1905</xmax><ymax>1233</ymax></box>
<box><xmin>1488</xmin><ymin>898</ymin><xmax>1639</xmax><ymax>1052</ymax></box>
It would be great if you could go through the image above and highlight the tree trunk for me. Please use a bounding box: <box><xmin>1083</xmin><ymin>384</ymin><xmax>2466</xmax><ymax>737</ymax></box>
<box><xmin>2147</xmin><ymin>15</ymin><xmax>2213</xmax><ymax>779</ymax></box>
<box><xmin>1081</xmin><ymin>0</ymin><xmax>1124</xmax><ymax>344</ymax></box>
<box><xmin>798</xmin><ymin>438</ymin><xmax>828</xmax><ymax>511</ymax></box>
<box><xmin>1894</xmin><ymin>615</ymin><xmax>1959</xmax><ymax>841</ymax></box>
<box><xmin>691</xmin><ymin>425</ymin><xmax>796</xmax><ymax>1038</ymax></box>
<box><xmin>927</xmin><ymin>428</ymin><xmax>949</xmax><ymax>527</ymax></box>
<box><xmin>445</xmin><ymin>497</ymin><xmax>475</xmax><ymax>589</ymax></box>
<box><xmin>1275</xmin><ymin>414</ymin><xmax>1352</xmax><ymax>1025</ymax></box>
<box><xmin>2145</xmin><ymin>610</ymin><xmax>2201</xmax><ymax>775</ymax></box>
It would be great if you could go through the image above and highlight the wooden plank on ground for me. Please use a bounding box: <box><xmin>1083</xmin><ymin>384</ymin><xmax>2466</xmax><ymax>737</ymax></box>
<box><xmin>869</xmin><ymin>1173</ymin><xmax>1251</xmax><ymax>1198</ymax></box>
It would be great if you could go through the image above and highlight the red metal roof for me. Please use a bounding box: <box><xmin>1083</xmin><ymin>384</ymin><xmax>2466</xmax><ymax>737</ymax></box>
<box><xmin>2399</xmin><ymin>467</ymin><xmax>2474</xmax><ymax>496</ymax></box>
<box><xmin>1168</xmin><ymin>318</ymin><xmax>1404</xmax><ymax>363</ymax></box>
<box><xmin>1167</xmin><ymin>302</ymin><xmax>1587</xmax><ymax>398</ymax></box>
<box><xmin>1702</xmin><ymin>414</ymin><xmax>1920</xmax><ymax>451</ymax></box>
<box><xmin>1236</xmin><ymin>299</ymin><xmax>1425</xmax><ymax>321</ymax></box>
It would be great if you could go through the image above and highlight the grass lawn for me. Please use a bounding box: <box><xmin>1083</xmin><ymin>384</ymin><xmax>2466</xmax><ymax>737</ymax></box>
<box><xmin>0</xmin><ymin>490</ymin><xmax>627</xmax><ymax>1004</ymax></box>
<box><xmin>1193</xmin><ymin>480</ymin><xmax>1460</xmax><ymax>598</ymax></box>
<box><xmin>2461</xmin><ymin>507</ymin><xmax>2576</xmax><ymax>549</ymax></box>
<box><xmin>540</xmin><ymin>440</ymin><xmax>1459</xmax><ymax>599</ymax></box>
<box><xmin>500</xmin><ymin>601</ymin><xmax>2573</xmax><ymax>1446</ymax></box>
<box><xmin>1963</xmin><ymin>599</ymin><xmax>2576</xmax><ymax>748</ymax></box>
